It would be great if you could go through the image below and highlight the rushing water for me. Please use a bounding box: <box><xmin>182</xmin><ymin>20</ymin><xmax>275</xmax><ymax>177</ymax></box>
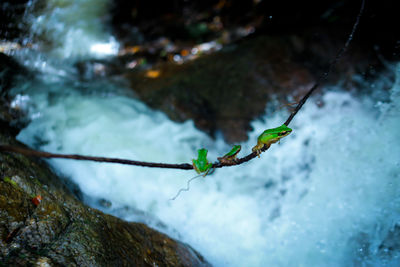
<box><xmin>4</xmin><ymin>1</ymin><xmax>400</xmax><ymax>266</ymax></box>
<box><xmin>23</xmin><ymin>0</ymin><xmax>118</xmax><ymax>59</ymax></box>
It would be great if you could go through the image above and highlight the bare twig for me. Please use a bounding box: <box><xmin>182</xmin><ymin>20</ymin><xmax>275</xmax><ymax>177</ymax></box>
<box><xmin>0</xmin><ymin>145</ymin><xmax>193</xmax><ymax>169</ymax></box>
<box><xmin>0</xmin><ymin>0</ymin><xmax>365</xmax><ymax>169</ymax></box>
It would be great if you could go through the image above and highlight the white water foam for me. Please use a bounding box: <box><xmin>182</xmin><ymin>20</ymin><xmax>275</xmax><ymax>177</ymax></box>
<box><xmin>13</xmin><ymin>64</ymin><xmax>400</xmax><ymax>266</ymax></box>
<box><xmin>26</xmin><ymin>0</ymin><xmax>119</xmax><ymax>59</ymax></box>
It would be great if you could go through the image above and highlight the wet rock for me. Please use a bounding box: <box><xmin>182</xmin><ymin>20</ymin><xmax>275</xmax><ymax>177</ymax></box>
<box><xmin>107</xmin><ymin>0</ymin><xmax>397</xmax><ymax>144</ymax></box>
<box><xmin>0</xmin><ymin>108</ymin><xmax>210</xmax><ymax>266</ymax></box>
<box><xmin>0</xmin><ymin>53</ymin><xmax>31</xmax><ymax>137</ymax></box>
<box><xmin>0</xmin><ymin>0</ymin><xmax>30</xmax><ymax>41</ymax></box>
<box><xmin>0</xmin><ymin>52</ymin><xmax>30</xmax><ymax>97</ymax></box>
<box><xmin>122</xmin><ymin>33</ymin><xmax>383</xmax><ymax>143</ymax></box>
<box><xmin>110</xmin><ymin>0</ymin><xmax>399</xmax><ymax>61</ymax></box>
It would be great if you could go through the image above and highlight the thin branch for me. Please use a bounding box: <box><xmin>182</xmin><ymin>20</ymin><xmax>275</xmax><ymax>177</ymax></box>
<box><xmin>284</xmin><ymin>0</ymin><xmax>365</xmax><ymax>127</ymax></box>
<box><xmin>0</xmin><ymin>0</ymin><xmax>365</xmax><ymax>170</ymax></box>
<box><xmin>0</xmin><ymin>145</ymin><xmax>193</xmax><ymax>169</ymax></box>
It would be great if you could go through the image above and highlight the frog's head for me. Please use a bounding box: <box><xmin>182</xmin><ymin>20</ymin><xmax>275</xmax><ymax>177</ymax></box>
<box><xmin>197</xmin><ymin>148</ymin><xmax>208</xmax><ymax>159</ymax></box>
<box><xmin>264</xmin><ymin>124</ymin><xmax>292</xmax><ymax>137</ymax></box>
<box><xmin>275</xmin><ymin>124</ymin><xmax>292</xmax><ymax>137</ymax></box>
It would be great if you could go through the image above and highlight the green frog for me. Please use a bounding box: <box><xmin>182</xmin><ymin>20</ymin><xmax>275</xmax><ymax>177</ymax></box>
<box><xmin>252</xmin><ymin>124</ymin><xmax>292</xmax><ymax>156</ymax></box>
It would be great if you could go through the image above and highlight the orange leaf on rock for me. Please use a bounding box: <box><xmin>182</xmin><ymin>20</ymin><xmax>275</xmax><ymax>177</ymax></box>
<box><xmin>145</xmin><ymin>70</ymin><xmax>161</xmax><ymax>78</ymax></box>
<box><xmin>31</xmin><ymin>195</ymin><xmax>43</xmax><ymax>206</ymax></box>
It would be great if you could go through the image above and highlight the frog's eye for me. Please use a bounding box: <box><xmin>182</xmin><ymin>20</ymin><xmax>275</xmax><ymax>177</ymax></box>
<box><xmin>278</xmin><ymin>131</ymin><xmax>288</xmax><ymax>136</ymax></box>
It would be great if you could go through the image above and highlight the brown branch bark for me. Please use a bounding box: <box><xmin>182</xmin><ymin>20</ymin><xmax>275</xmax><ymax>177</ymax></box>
<box><xmin>0</xmin><ymin>145</ymin><xmax>193</xmax><ymax>169</ymax></box>
<box><xmin>0</xmin><ymin>0</ymin><xmax>365</xmax><ymax>170</ymax></box>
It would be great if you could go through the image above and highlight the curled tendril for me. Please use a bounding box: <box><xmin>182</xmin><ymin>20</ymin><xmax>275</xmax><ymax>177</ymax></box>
<box><xmin>169</xmin><ymin>167</ymin><xmax>215</xmax><ymax>200</ymax></box>
<box><xmin>169</xmin><ymin>174</ymin><xmax>203</xmax><ymax>201</ymax></box>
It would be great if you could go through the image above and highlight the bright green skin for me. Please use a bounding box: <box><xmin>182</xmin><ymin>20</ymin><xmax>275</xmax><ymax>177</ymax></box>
<box><xmin>218</xmin><ymin>145</ymin><xmax>241</xmax><ymax>163</ymax></box>
<box><xmin>192</xmin><ymin>148</ymin><xmax>213</xmax><ymax>175</ymax></box>
<box><xmin>252</xmin><ymin>124</ymin><xmax>292</xmax><ymax>155</ymax></box>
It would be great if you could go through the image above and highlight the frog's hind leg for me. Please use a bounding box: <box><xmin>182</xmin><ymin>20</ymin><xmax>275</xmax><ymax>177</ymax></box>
<box><xmin>203</xmin><ymin>166</ymin><xmax>215</xmax><ymax>177</ymax></box>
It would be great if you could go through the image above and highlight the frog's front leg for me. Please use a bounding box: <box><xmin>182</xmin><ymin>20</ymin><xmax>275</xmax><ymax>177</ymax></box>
<box><xmin>252</xmin><ymin>141</ymin><xmax>271</xmax><ymax>157</ymax></box>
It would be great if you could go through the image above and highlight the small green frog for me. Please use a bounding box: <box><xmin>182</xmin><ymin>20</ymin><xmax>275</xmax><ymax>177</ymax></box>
<box><xmin>192</xmin><ymin>148</ymin><xmax>213</xmax><ymax>176</ymax></box>
<box><xmin>217</xmin><ymin>145</ymin><xmax>241</xmax><ymax>164</ymax></box>
<box><xmin>252</xmin><ymin>124</ymin><xmax>292</xmax><ymax>156</ymax></box>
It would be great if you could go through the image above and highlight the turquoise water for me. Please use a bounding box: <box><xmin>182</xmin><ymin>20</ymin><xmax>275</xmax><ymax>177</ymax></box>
<box><xmin>13</xmin><ymin>69</ymin><xmax>400</xmax><ymax>266</ymax></box>
<box><xmin>6</xmin><ymin>0</ymin><xmax>400</xmax><ymax>265</ymax></box>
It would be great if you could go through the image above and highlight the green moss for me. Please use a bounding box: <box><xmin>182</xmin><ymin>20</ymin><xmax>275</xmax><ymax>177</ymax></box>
<box><xmin>18</xmin><ymin>253</ymin><xmax>27</xmax><ymax>259</ymax></box>
<box><xmin>3</xmin><ymin>176</ymin><xmax>19</xmax><ymax>188</ymax></box>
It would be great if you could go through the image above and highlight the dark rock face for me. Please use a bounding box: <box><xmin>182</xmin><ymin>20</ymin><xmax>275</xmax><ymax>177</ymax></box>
<box><xmin>0</xmin><ymin>0</ymin><xmax>30</xmax><ymax>41</ymax></box>
<box><xmin>0</xmin><ymin>54</ymin><xmax>210</xmax><ymax>267</ymax></box>
<box><xmin>124</xmin><ymin>36</ymin><xmax>314</xmax><ymax>143</ymax></box>
<box><xmin>107</xmin><ymin>0</ymin><xmax>397</xmax><ymax>144</ymax></box>
<box><xmin>110</xmin><ymin>0</ymin><xmax>399</xmax><ymax>60</ymax></box>
<box><xmin>0</xmin><ymin>53</ymin><xmax>29</xmax><ymax>97</ymax></box>
<box><xmin>0</xmin><ymin>52</ymin><xmax>31</xmax><ymax>136</ymax></box>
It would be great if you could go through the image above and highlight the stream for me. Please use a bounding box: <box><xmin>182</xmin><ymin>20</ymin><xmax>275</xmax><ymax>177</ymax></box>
<box><xmin>4</xmin><ymin>0</ymin><xmax>400</xmax><ymax>266</ymax></box>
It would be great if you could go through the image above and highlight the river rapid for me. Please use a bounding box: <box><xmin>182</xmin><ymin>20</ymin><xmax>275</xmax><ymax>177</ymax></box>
<box><xmin>4</xmin><ymin>0</ymin><xmax>400</xmax><ymax>266</ymax></box>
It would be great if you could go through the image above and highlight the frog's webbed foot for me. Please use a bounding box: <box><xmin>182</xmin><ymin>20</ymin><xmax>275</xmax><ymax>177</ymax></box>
<box><xmin>202</xmin><ymin>166</ymin><xmax>215</xmax><ymax>177</ymax></box>
<box><xmin>252</xmin><ymin>146</ymin><xmax>262</xmax><ymax>158</ymax></box>
<box><xmin>252</xmin><ymin>144</ymin><xmax>271</xmax><ymax>157</ymax></box>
